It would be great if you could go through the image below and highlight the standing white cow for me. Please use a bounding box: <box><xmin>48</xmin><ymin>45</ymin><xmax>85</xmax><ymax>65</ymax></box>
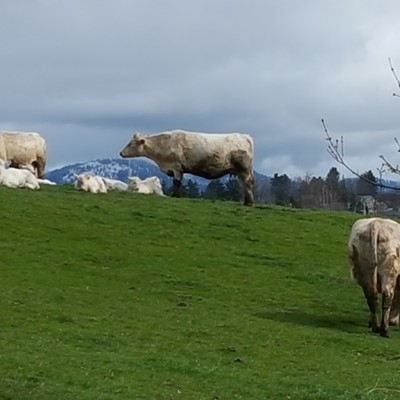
<box><xmin>348</xmin><ymin>217</ymin><xmax>400</xmax><ymax>337</ymax></box>
<box><xmin>119</xmin><ymin>130</ymin><xmax>254</xmax><ymax>205</ymax></box>
<box><xmin>74</xmin><ymin>174</ymin><xmax>108</xmax><ymax>194</ymax></box>
<box><xmin>0</xmin><ymin>131</ymin><xmax>47</xmax><ymax>178</ymax></box>
<box><xmin>128</xmin><ymin>176</ymin><xmax>165</xmax><ymax>196</ymax></box>
<box><xmin>0</xmin><ymin>160</ymin><xmax>40</xmax><ymax>190</ymax></box>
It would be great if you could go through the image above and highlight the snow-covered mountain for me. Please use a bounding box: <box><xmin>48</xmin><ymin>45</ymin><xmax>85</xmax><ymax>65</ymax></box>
<box><xmin>46</xmin><ymin>158</ymin><xmax>270</xmax><ymax>190</ymax></box>
<box><xmin>46</xmin><ymin>158</ymin><xmax>163</xmax><ymax>184</ymax></box>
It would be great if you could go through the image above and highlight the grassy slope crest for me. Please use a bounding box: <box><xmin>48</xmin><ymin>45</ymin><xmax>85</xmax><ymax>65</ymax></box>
<box><xmin>0</xmin><ymin>185</ymin><xmax>398</xmax><ymax>400</ymax></box>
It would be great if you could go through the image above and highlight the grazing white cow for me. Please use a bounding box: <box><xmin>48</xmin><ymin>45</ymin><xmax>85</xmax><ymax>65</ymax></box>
<box><xmin>0</xmin><ymin>131</ymin><xmax>47</xmax><ymax>178</ymax></box>
<box><xmin>119</xmin><ymin>130</ymin><xmax>254</xmax><ymax>205</ymax></box>
<box><xmin>0</xmin><ymin>160</ymin><xmax>40</xmax><ymax>190</ymax></box>
<box><xmin>74</xmin><ymin>174</ymin><xmax>107</xmax><ymax>194</ymax></box>
<box><xmin>128</xmin><ymin>176</ymin><xmax>165</xmax><ymax>196</ymax></box>
<box><xmin>348</xmin><ymin>217</ymin><xmax>400</xmax><ymax>337</ymax></box>
<box><xmin>102</xmin><ymin>177</ymin><xmax>128</xmax><ymax>191</ymax></box>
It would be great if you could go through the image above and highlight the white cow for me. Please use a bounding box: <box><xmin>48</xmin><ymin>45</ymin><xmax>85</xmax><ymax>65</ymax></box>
<box><xmin>0</xmin><ymin>131</ymin><xmax>47</xmax><ymax>178</ymax></box>
<box><xmin>128</xmin><ymin>176</ymin><xmax>165</xmax><ymax>196</ymax></box>
<box><xmin>120</xmin><ymin>130</ymin><xmax>254</xmax><ymax>205</ymax></box>
<box><xmin>74</xmin><ymin>174</ymin><xmax>108</xmax><ymax>194</ymax></box>
<box><xmin>0</xmin><ymin>160</ymin><xmax>40</xmax><ymax>190</ymax></box>
<box><xmin>20</xmin><ymin>164</ymin><xmax>56</xmax><ymax>185</ymax></box>
<box><xmin>348</xmin><ymin>217</ymin><xmax>400</xmax><ymax>337</ymax></box>
<box><xmin>37</xmin><ymin>179</ymin><xmax>57</xmax><ymax>186</ymax></box>
<box><xmin>102</xmin><ymin>177</ymin><xmax>128</xmax><ymax>191</ymax></box>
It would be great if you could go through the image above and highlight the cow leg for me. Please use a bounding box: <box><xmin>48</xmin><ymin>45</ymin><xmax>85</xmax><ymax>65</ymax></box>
<box><xmin>172</xmin><ymin>179</ymin><xmax>182</xmax><ymax>197</ymax></box>
<box><xmin>238</xmin><ymin>172</ymin><xmax>254</xmax><ymax>206</ymax></box>
<box><xmin>35</xmin><ymin>159</ymin><xmax>46</xmax><ymax>179</ymax></box>
<box><xmin>389</xmin><ymin>276</ymin><xmax>400</xmax><ymax>326</ymax></box>
<box><xmin>380</xmin><ymin>291</ymin><xmax>394</xmax><ymax>338</ymax></box>
<box><xmin>380</xmin><ymin>278</ymin><xmax>397</xmax><ymax>338</ymax></box>
<box><xmin>362</xmin><ymin>285</ymin><xmax>379</xmax><ymax>333</ymax></box>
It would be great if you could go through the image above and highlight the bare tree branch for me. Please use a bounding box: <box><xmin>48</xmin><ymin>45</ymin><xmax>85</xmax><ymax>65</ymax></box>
<box><xmin>321</xmin><ymin>118</ymin><xmax>400</xmax><ymax>190</ymax></box>
<box><xmin>321</xmin><ymin>58</ymin><xmax>400</xmax><ymax>191</ymax></box>
<box><xmin>389</xmin><ymin>57</ymin><xmax>400</xmax><ymax>97</ymax></box>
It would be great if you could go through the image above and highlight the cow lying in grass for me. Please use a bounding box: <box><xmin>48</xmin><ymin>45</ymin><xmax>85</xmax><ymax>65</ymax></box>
<box><xmin>20</xmin><ymin>164</ymin><xmax>57</xmax><ymax>185</ymax></box>
<box><xmin>0</xmin><ymin>160</ymin><xmax>40</xmax><ymax>190</ymax></box>
<box><xmin>128</xmin><ymin>176</ymin><xmax>165</xmax><ymax>196</ymax></box>
<box><xmin>74</xmin><ymin>174</ymin><xmax>108</xmax><ymax>194</ymax></box>
<box><xmin>348</xmin><ymin>217</ymin><xmax>400</xmax><ymax>338</ymax></box>
<box><xmin>102</xmin><ymin>177</ymin><xmax>128</xmax><ymax>191</ymax></box>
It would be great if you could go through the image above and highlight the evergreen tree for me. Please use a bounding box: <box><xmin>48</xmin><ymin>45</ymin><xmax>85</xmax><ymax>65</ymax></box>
<box><xmin>224</xmin><ymin>178</ymin><xmax>242</xmax><ymax>201</ymax></box>
<box><xmin>270</xmin><ymin>173</ymin><xmax>292</xmax><ymax>205</ymax></box>
<box><xmin>184</xmin><ymin>179</ymin><xmax>201</xmax><ymax>198</ymax></box>
<box><xmin>203</xmin><ymin>179</ymin><xmax>226</xmax><ymax>200</ymax></box>
<box><xmin>356</xmin><ymin>170</ymin><xmax>378</xmax><ymax>196</ymax></box>
<box><xmin>326</xmin><ymin>167</ymin><xmax>340</xmax><ymax>194</ymax></box>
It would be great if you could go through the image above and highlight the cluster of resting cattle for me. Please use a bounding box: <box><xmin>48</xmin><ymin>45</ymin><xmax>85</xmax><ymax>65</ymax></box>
<box><xmin>0</xmin><ymin>129</ymin><xmax>255</xmax><ymax>201</ymax></box>
<box><xmin>1</xmin><ymin>130</ymin><xmax>398</xmax><ymax>338</ymax></box>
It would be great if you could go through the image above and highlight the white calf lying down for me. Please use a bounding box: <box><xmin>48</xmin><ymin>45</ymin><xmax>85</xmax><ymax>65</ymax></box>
<box><xmin>37</xmin><ymin>178</ymin><xmax>57</xmax><ymax>186</ymax></box>
<box><xmin>102</xmin><ymin>177</ymin><xmax>128</xmax><ymax>191</ymax></box>
<box><xmin>74</xmin><ymin>174</ymin><xmax>108</xmax><ymax>194</ymax></box>
<box><xmin>0</xmin><ymin>160</ymin><xmax>40</xmax><ymax>189</ymax></box>
<box><xmin>20</xmin><ymin>164</ymin><xmax>56</xmax><ymax>185</ymax></box>
<box><xmin>128</xmin><ymin>176</ymin><xmax>165</xmax><ymax>196</ymax></box>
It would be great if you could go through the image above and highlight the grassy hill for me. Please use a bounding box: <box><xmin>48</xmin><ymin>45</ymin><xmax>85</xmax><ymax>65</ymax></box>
<box><xmin>0</xmin><ymin>186</ymin><xmax>398</xmax><ymax>400</ymax></box>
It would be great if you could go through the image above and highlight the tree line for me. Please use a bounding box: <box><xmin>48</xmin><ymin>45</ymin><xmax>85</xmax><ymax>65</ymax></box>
<box><xmin>162</xmin><ymin>177</ymin><xmax>244</xmax><ymax>202</ymax></box>
<box><xmin>162</xmin><ymin>167</ymin><xmax>398</xmax><ymax>211</ymax></box>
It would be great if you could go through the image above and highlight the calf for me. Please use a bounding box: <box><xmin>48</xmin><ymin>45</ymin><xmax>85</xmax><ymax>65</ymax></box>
<box><xmin>0</xmin><ymin>160</ymin><xmax>40</xmax><ymax>190</ymax></box>
<box><xmin>20</xmin><ymin>164</ymin><xmax>56</xmax><ymax>186</ymax></box>
<box><xmin>37</xmin><ymin>179</ymin><xmax>57</xmax><ymax>186</ymax></box>
<box><xmin>74</xmin><ymin>174</ymin><xmax>107</xmax><ymax>194</ymax></box>
<box><xmin>128</xmin><ymin>176</ymin><xmax>165</xmax><ymax>196</ymax></box>
<box><xmin>348</xmin><ymin>217</ymin><xmax>400</xmax><ymax>337</ymax></box>
<box><xmin>102</xmin><ymin>177</ymin><xmax>128</xmax><ymax>191</ymax></box>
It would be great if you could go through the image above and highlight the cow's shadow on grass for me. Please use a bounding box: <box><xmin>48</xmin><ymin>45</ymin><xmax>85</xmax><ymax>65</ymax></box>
<box><xmin>254</xmin><ymin>309</ymin><xmax>367</xmax><ymax>334</ymax></box>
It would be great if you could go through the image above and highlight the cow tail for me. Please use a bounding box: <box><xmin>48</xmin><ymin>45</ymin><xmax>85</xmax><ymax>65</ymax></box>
<box><xmin>371</xmin><ymin>221</ymin><xmax>379</xmax><ymax>289</ymax></box>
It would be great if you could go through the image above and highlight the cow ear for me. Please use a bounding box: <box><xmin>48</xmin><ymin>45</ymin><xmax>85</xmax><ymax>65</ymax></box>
<box><xmin>134</xmin><ymin>133</ymin><xmax>145</xmax><ymax>145</ymax></box>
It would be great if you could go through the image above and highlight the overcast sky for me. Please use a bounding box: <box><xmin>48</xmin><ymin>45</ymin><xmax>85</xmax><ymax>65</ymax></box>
<box><xmin>2</xmin><ymin>0</ymin><xmax>400</xmax><ymax>180</ymax></box>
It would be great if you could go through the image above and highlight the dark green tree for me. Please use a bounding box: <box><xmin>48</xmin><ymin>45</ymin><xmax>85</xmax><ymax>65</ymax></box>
<box><xmin>224</xmin><ymin>178</ymin><xmax>243</xmax><ymax>201</ymax></box>
<box><xmin>270</xmin><ymin>173</ymin><xmax>292</xmax><ymax>205</ymax></box>
<box><xmin>203</xmin><ymin>179</ymin><xmax>226</xmax><ymax>200</ymax></box>
<box><xmin>184</xmin><ymin>179</ymin><xmax>201</xmax><ymax>198</ymax></box>
<box><xmin>356</xmin><ymin>170</ymin><xmax>378</xmax><ymax>196</ymax></box>
<box><xmin>326</xmin><ymin>167</ymin><xmax>340</xmax><ymax>194</ymax></box>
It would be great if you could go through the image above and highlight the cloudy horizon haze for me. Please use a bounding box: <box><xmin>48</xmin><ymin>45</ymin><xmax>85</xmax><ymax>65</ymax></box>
<box><xmin>2</xmin><ymin>1</ymin><xmax>400</xmax><ymax>180</ymax></box>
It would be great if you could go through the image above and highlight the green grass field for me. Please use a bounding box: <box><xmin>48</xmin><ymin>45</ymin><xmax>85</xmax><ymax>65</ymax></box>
<box><xmin>0</xmin><ymin>186</ymin><xmax>399</xmax><ymax>399</ymax></box>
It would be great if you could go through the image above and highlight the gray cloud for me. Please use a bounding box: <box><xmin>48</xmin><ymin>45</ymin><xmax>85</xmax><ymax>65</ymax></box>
<box><xmin>2</xmin><ymin>0</ymin><xmax>400</xmax><ymax>179</ymax></box>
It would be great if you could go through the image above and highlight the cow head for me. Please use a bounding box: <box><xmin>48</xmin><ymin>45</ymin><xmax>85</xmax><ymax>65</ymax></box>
<box><xmin>119</xmin><ymin>133</ymin><xmax>146</xmax><ymax>158</ymax></box>
<box><xmin>74</xmin><ymin>173</ymin><xmax>91</xmax><ymax>189</ymax></box>
<box><xmin>127</xmin><ymin>176</ymin><xmax>141</xmax><ymax>191</ymax></box>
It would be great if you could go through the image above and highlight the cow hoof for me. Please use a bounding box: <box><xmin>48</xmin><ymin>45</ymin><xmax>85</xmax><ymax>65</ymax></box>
<box><xmin>380</xmin><ymin>330</ymin><xmax>390</xmax><ymax>338</ymax></box>
<box><xmin>371</xmin><ymin>326</ymin><xmax>381</xmax><ymax>334</ymax></box>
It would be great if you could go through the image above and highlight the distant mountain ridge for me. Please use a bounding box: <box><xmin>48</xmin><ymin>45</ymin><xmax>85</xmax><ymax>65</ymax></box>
<box><xmin>45</xmin><ymin>158</ymin><xmax>270</xmax><ymax>190</ymax></box>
